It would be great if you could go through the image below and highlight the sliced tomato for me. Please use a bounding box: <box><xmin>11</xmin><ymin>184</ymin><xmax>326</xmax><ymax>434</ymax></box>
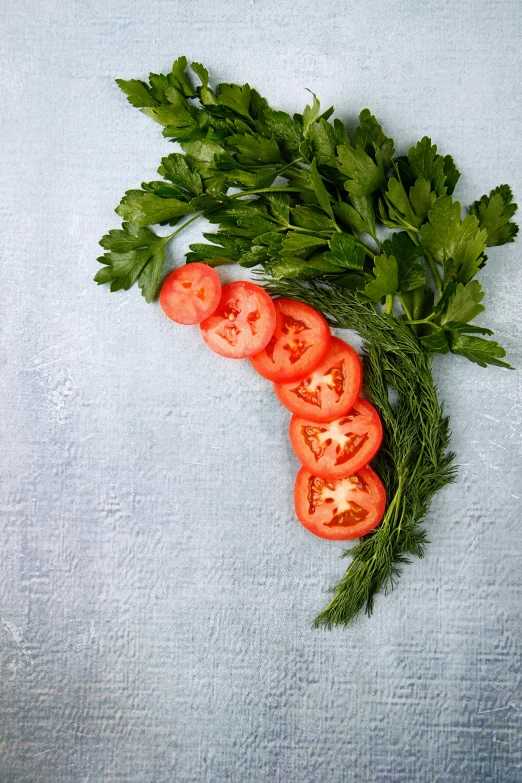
<box><xmin>289</xmin><ymin>397</ymin><xmax>383</xmax><ymax>479</ymax></box>
<box><xmin>274</xmin><ymin>337</ymin><xmax>362</xmax><ymax>422</ymax></box>
<box><xmin>294</xmin><ymin>465</ymin><xmax>386</xmax><ymax>540</ymax></box>
<box><xmin>159</xmin><ymin>263</ymin><xmax>222</xmax><ymax>325</ymax></box>
<box><xmin>249</xmin><ymin>298</ymin><xmax>331</xmax><ymax>383</ymax></box>
<box><xmin>199</xmin><ymin>281</ymin><xmax>276</xmax><ymax>359</ymax></box>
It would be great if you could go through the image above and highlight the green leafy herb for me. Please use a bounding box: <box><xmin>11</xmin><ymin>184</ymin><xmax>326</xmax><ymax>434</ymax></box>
<box><xmin>96</xmin><ymin>223</ymin><xmax>171</xmax><ymax>302</ymax></box>
<box><xmin>97</xmin><ymin>57</ymin><xmax>518</xmax><ymax>626</ymax></box>
<box><xmin>261</xmin><ymin>279</ymin><xmax>456</xmax><ymax>627</ymax></box>
<box><xmin>469</xmin><ymin>185</ymin><xmax>519</xmax><ymax>246</ymax></box>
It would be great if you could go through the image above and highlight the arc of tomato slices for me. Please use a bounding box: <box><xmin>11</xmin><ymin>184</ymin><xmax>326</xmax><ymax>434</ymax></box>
<box><xmin>289</xmin><ymin>397</ymin><xmax>383</xmax><ymax>479</ymax></box>
<box><xmin>199</xmin><ymin>280</ymin><xmax>276</xmax><ymax>359</ymax></box>
<box><xmin>274</xmin><ymin>336</ymin><xmax>362</xmax><ymax>422</ymax></box>
<box><xmin>159</xmin><ymin>263</ymin><xmax>222</xmax><ymax>325</ymax></box>
<box><xmin>249</xmin><ymin>298</ymin><xmax>331</xmax><ymax>383</ymax></box>
<box><xmin>294</xmin><ymin>465</ymin><xmax>386</xmax><ymax>540</ymax></box>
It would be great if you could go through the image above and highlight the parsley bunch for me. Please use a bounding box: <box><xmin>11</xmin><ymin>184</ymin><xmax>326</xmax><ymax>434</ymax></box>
<box><xmin>96</xmin><ymin>57</ymin><xmax>518</xmax><ymax>624</ymax></box>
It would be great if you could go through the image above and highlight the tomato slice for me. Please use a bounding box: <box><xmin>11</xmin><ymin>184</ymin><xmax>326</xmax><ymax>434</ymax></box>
<box><xmin>199</xmin><ymin>281</ymin><xmax>276</xmax><ymax>359</ymax></box>
<box><xmin>274</xmin><ymin>337</ymin><xmax>362</xmax><ymax>422</ymax></box>
<box><xmin>159</xmin><ymin>263</ymin><xmax>222</xmax><ymax>325</ymax></box>
<box><xmin>294</xmin><ymin>465</ymin><xmax>386</xmax><ymax>540</ymax></box>
<box><xmin>289</xmin><ymin>397</ymin><xmax>383</xmax><ymax>479</ymax></box>
<box><xmin>249</xmin><ymin>298</ymin><xmax>331</xmax><ymax>383</ymax></box>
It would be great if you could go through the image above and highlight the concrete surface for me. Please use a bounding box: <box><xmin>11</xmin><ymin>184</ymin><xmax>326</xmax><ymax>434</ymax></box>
<box><xmin>1</xmin><ymin>1</ymin><xmax>521</xmax><ymax>781</ymax></box>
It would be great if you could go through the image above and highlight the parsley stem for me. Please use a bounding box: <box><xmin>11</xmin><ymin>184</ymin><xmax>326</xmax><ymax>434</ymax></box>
<box><xmin>230</xmin><ymin>186</ymin><xmax>312</xmax><ymax>198</ymax></box>
<box><xmin>397</xmin><ymin>293</ymin><xmax>413</xmax><ymax>321</ymax></box>
<box><xmin>165</xmin><ymin>211</ymin><xmax>206</xmax><ymax>242</ymax></box>
<box><xmin>285</xmin><ymin>224</ymin><xmax>333</xmax><ymax>237</ymax></box>
<box><xmin>278</xmin><ymin>157</ymin><xmax>304</xmax><ymax>175</ymax></box>
<box><xmin>424</xmin><ymin>252</ymin><xmax>443</xmax><ymax>293</ymax></box>
<box><xmin>353</xmin><ymin>239</ymin><xmax>377</xmax><ymax>262</ymax></box>
<box><xmin>403</xmin><ymin>312</ymin><xmax>438</xmax><ymax>326</ymax></box>
<box><xmin>405</xmin><ymin>229</ymin><xmax>442</xmax><ymax>294</ymax></box>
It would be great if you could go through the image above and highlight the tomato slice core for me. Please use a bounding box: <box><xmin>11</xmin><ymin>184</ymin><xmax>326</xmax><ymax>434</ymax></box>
<box><xmin>199</xmin><ymin>281</ymin><xmax>276</xmax><ymax>359</ymax></box>
<box><xmin>274</xmin><ymin>337</ymin><xmax>362</xmax><ymax>422</ymax></box>
<box><xmin>289</xmin><ymin>397</ymin><xmax>383</xmax><ymax>479</ymax></box>
<box><xmin>249</xmin><ymin>298</ymin><xmax>331</xmax><ymax>382</ymax></box>
<box><xmin>159</xmin><ymin>263</ymin><xmax>222</xmax><ymax>325</ymax></box>
<box><xmin>294</xmin><ymin>465</ymin><xmax>386</xmax><ymax>540</ymax></box>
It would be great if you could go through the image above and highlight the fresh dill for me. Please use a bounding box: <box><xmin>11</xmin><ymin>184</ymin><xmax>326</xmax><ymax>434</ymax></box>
<box><xmin>262</xmin><ymin>279</ymin><xmax>456</xmax><ymax>626</ymax></box>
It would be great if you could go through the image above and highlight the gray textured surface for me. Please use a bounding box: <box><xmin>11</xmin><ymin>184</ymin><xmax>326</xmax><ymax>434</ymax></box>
<box><xmin>1</xmin><ymin>1</ymin><xmax>522</xmax><ymax>781</ymax></box>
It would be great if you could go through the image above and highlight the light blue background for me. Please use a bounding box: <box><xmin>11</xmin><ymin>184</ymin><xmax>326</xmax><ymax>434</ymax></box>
<box><xmin>1</xmin><ymin>1</ymin><xmax>522</xmax><ymax>781</ymax></box>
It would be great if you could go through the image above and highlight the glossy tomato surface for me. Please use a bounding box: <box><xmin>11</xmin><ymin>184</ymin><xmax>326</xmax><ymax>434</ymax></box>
<box><xmin>274</xmin><ymin>337</ymin><xmax>362</xmax><ymax>422</ymax></box>
<box><xmin>200</xmin><ymin>281</ymin><xmax>276</xmax><ymax>359</ymax></box>
<box><xmin>249</xmin><ymin>298</ymin><xmax>331</xmax><ymax>383</ymax></box>
<box><xmin>289</xmin><ymin>397</ymin><xmax>383</xmax><ymax>479</ymax></box>
<box><xmin>159</xmin><ymin>263</ymin><xmax>222</xmax><ymax>325</ymax></box>
<box><xmin>294</xmin><ymin>465</ymin><xmax>386</xmax><ymax>540</ymax></box>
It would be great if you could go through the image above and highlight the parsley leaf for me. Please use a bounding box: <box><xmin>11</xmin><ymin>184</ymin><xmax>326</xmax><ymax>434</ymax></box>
<box><xmin>469</xmin><ymin>185</ymin><xmax>519</xmax><ymax>246</ymax></box>
<box><xmin>252</xmin><ymin>92</ymin><xmax>303</xmax><ymax>153</ymax></box>
<box><xmin>158</xmin><ymin>153</ymin><xmax>203</xmax><ymax>196</ymax></box>
<box><xmin>115</xmin><ymin>78</ymin><xmax>159</xmax><ymax>108</ymax></box>
<box><xmin>171</xmin><ymin>56</ymin><xmax>195</xmax><ymax>98</ymax></box>
<box><xmin>310</xmin><ymin>158</ymin><xmax>335</xmax><ymax>219</ymax></box>
<box><xmin>337</xmin><ymin>143</ymin><xmax>386</xmax><ymax>197</ymax></box>
<box><xmin>382</xmin><ymin>232</ymin><xmax>426</xmax><ymax>291</ymax></box>
<box><xmin>115</xmin><ymin>190</ymin><xmax>192</xmax><ymax>227</ymax></box>
<box><xmin>308</xmin><ymin>118</ymin><xmax>339</xmax><ymax>167</ymax></box>
<box><xmin>95</xmin><ymin>223</ymin><xmax>170</xmax><ymax>302</ymax></box>
<box><xmin>323</xmin><ymin>233</ymin><xmax>366</xmax><ymax>271</ymax></box>
<box><xmin>334</xmin><ymin>195</ymin><xmax>376</xmax><ymax>238</ymax></box>
<box><xmin>420</xmin><ymin>196</ymin><xmax>487</xmax><ymax>282</ymax></box>
<box><xmin>185</xmin><ymin>233</ymin><xmax>250</xmax><ymax>265</ymax></box>
<box><xmin>279</xmin><ymin>232</ymin><xmax>327</xmax><ymax>257</ymax></box>
<box><xmin>364</xmin><ymin>255</ymin><xmax>398</xmax><ymax>300</ymax></box>
<box><xmin>266</xmin><ymin>193</ymin><xmax>290</xmax><ymax>225</ymax></box>
<box><xmin>406</xmin><ymin>137</ymin><xmax>460</xmax><ymax>196</ymax></box>
<box><xmin>355</xmin><ymin>109</ymin><xmax>395</xmax><ymax>170</ymax></box>
<box><xmin>409</xmin><ymin>177</ymin><xmax>437</xmax><ymax>224</ymax></box>
<box><xmin>440</xmin><ymin>280</ymin><xmax>485</xmax><ymax>325</ymax></box>
<box><xmin>226</xmin><ymin>132</ymin><xmax>283</xmax><ymax>164</ymax></box>
<box><xmin>217</xmin><ymin>83</ymin><xmax>252</xmax><ymax>120</ymax></box>
<box><xmin>302</xmin><ymin>92</ymin><xmax>322</xmax><ymax>138</ymax></box>
<box><xmin>384</xmin><ymin>177</ymin><xmax>422</xmax><ymax>230</ymax></box>
<box><xmin>291</xmin><ymin>204</ymin><xmax>335</xmax><ymax>232</ymax></box>
<box><xmin>447</xmin><ymin>330</ymin><xmax>512</xmax><ymax>368</ymax></box>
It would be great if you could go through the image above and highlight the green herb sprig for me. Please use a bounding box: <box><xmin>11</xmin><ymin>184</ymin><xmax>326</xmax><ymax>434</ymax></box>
<box><xmin>96</xmin><ymin>57</ymin><xmax>518</xmax><ymax>625</ymax></box>
<box><xmin>262</xmin><ymin>279</ymin><xmax>455</xmax><ymax>626</ymax></box>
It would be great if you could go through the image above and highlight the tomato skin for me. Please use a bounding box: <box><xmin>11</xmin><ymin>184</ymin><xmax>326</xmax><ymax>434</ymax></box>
<box><xmin>249</xmin><ymin>298</ymin><xmax>331</xmax><ymax>383</ymax></box>
<box><xmin>289</xmin><ymin>397</ymin><xmax>383</xmax><ymax>479</ymax></box>
<box><xmin>294</xmin><ymin>465</ymin><xmax>386</xmax><ymax>540</ymax></box>
<box><xmin>159</xmin><ymin>263</ymin><xmax>222</xmax><ymax>325</ymax></box>
<box><xmin>274</xmin><ymin>337</ymin><xmax>362</xmax><ymax>422</ymax></box>
<box><xmin>199</xmin><ymin>281</ymin><xmax>276</xmax><ymax>359</ymax></box>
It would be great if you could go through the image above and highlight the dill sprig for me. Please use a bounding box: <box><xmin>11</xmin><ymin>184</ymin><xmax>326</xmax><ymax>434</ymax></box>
<box><xmin>262</xmin><ymin>278</ymin><xmax>456</xmax><ymax>627</ymax></box>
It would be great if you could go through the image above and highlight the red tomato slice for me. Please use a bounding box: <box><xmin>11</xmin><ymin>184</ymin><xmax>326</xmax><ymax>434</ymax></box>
<box><xmin>289</xmin><ymin>397</ymin><xmax>383</xmax><ymax>479</ymax></box>
<box><xmin>199</xmin><ymin>281</ymin><xmax>276</xmax><ymax>359</ymax></box>
<box><xmin>294</xmin><ymin>465</ymin><xmax>386</xmax><ymax>540</ymax></box>
<box><xmin>274</xmin><ymin>337</ymin><xmax>362</xmax><ymax>422</ymax></box>
<box><xmin>249</xmin><ymin>298</ymin><xmax>331</xmax><ymax>383</ymax></box>
<box><xmin>159</xmin><ymin>263</ymin><xmax>222</xmax><ymax>325</ymax></box>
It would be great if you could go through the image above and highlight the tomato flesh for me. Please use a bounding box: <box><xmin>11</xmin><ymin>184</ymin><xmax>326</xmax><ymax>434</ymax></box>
<box><xmin>159</xmin><ymin>263</ymin><xmax>222</xmax><ymax>325</ymax></box>
<box><xmin>199</xmin><ymin>281</ymin><xmax>276</xmax><ymax>359</ymax></box>
<box><xmin>249</xmin><ymin>298</ymin><xmax>331</xmax><ymax>383</ymax></box>
<box><xmin>289</xmin><ymin>397</ymin><xmax>383</xmax><ymax>479</ymax></box>
<box><xmin>274</xmin><ymin>336</ymin><xmax>362</xmax><ymax>422</ymax></box>
<box><xmin>294</xmin><ymin>465</ymin><xmax>386</xmax><ymax>540</ymax></box>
